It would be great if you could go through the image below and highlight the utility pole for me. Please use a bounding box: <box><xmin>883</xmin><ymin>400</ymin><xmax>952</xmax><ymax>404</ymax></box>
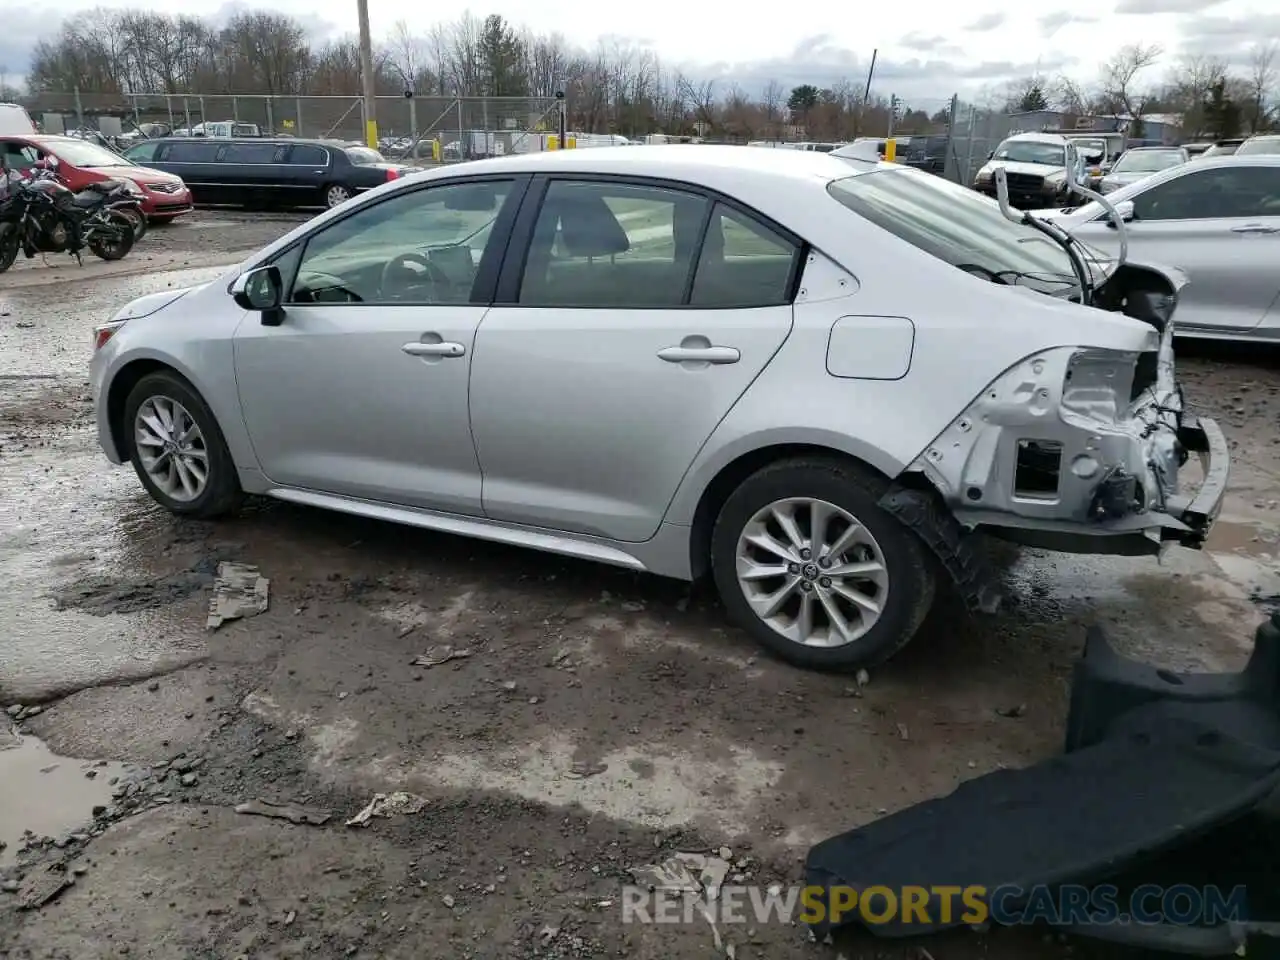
<box><xmin>851</xmin><ymin>48</ymin><xmax>877</xmax><ymax>139</ymax></box>
<box><xmin>356</xmin><ymin>0</ymin><xmax>378</xmax><ymax>149</ymax></box>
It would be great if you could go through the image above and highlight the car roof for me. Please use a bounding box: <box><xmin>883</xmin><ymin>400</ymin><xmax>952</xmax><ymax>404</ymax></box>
<box><xmin>1124</xmin><ymin>145</ymin><xmax>1183</xmax><ymax>151</ymax></box>
<box><xmin>1002</xmin><ymin>132</ymin><xmax>1070</xmax><ymax>144</ymax></box>
<box><xmin>155</xmin><ymin>136</ymin><xmax>333</xmax><ymax>146</ymax></box>
<box><xmin>450</xmin><ymin>143</ymin><xmax>877</xmax><ymax>183</ymax></box>
<box><xmin>1244</xmin><ymin>134</ymin><xmax>1280</xmax><ymax>142</ymax></box>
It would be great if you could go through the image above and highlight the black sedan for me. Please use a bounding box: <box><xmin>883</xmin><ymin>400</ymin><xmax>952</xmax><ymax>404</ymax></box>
<box><xmin>120</xmin><ymin>137</ymin><xmax>416</xmax><ymax>210</ymax></box>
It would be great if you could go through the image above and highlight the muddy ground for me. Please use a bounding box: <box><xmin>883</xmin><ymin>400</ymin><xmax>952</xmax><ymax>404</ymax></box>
<box><xmin>3</xmin><ymin>216</ymin><xmax>1280</xmax><ymax>959</ymax></box>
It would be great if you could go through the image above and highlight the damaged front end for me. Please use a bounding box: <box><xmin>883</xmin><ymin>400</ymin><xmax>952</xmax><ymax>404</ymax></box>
<box><xmin>905</xmin><ymin>169</ymin><xmax>1228</xmax><ymax>557</ymax></box>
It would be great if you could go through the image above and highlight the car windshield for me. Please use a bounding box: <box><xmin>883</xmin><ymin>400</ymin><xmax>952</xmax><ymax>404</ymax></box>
<box><xmin>44</xmin><ymin>139</ymin><xmax>127</xmax><ymax>167</ymax></box>
<box><xmin>1237</xmin><ymin>138</ymin><xmax>1280</xmax><ymax>156</ymax></box>
<box><xmin>345</xmin><ymin>147</ymin><xmax>385</xmax><ymax>166</ymax></box>
<box><xmin>992</xmin><ymin>139</ymin><xmax>1065</xmax><ymax>167</ymax></box>
<box><xmin>1201</xmin><ymin>142</ymin><xmax>1239</xmax><ymax>157</ymax></box>
<box><xmin>828</xmin><ymin>167</ymin><xmax>1107</xmax><ymax>298</ymax></box>
<box><xmin>1113</xmin><ymin>150</ymin><xmax>1184</xmax><ymax>173</ymax></box>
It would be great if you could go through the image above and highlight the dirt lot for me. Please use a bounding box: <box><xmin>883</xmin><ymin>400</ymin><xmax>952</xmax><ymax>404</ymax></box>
<box><xmin>2</xmin><ymin>217</ymin><xmax>1280</xmax><ymax>959</ymax></box>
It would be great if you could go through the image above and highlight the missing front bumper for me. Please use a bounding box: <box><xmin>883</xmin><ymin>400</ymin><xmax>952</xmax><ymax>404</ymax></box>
<box><xmin>1162</xmin><ymin>413</ymin><xmax>1229</xmax><ymax>547</ymax></box>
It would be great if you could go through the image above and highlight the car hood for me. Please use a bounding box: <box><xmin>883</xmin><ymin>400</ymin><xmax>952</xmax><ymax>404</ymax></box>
<box><xmin>84</xmin><ymin>164</ymin><xmax>183</xmax><ymax>186</ymax></box>
<box><xmin>113</xmin><ymin>284</ymin><xmax>204</xmax><ymax>322</ymax></box>
<box><xmin>1101</xmin><ymin>171</ymin><xmax>1151</xmax><ymax>186</ymax></box>
<box><xmin>977</xmin><ymin>160</ymin><xmax>1064</xmax><ymax>178</ymax></box>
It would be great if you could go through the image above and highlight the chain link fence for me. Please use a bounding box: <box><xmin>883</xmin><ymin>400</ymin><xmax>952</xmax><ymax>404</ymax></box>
<box><xmin>942</xmin><ymin>106</ymin><xmax>1020</xmax><ymax>187</ymax></box>
<box><xmin>21</xmin><ymin>92</ymin><xmax>565</xmax><ymax>163</ymax></box>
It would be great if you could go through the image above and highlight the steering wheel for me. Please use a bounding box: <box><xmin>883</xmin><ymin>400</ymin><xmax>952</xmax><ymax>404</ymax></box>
<box><xmin>379</xmin><ymin>252</ymin><xmax>451</xmax><ymax>301</ymax></box>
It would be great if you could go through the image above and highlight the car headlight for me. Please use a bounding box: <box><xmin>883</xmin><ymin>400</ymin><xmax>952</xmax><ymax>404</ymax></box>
<box><xmin>126</xmin><ymin>180</ymin><xmax>146</xmax><ymax>196</ymax></box>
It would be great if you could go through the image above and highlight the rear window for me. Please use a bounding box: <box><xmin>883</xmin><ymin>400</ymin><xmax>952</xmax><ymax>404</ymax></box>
<box><xmin>1237</xmin><ymin>138</ymin><xmax>1280</xmax><ymax>156</ymax></box>
<box><xmin>827</xmin><ymin>168</ymin><xmax>1092</xmax><ymax>298</ymax></box>
<box><xmin>287</xmin><ymin>145</ymin><xmax>329</xmax><ymax>165</ymax></box>
<box><xmin>344</xmin><ymin>147</ymin><xmax>385</xmax><ymax>166</ymax></box>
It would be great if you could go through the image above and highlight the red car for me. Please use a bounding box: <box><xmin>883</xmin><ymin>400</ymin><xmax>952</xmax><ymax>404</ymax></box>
<box><xmin>0</xmin><ymin>134</ymin><xmax>193</xmax><ymax>223</ymax></box>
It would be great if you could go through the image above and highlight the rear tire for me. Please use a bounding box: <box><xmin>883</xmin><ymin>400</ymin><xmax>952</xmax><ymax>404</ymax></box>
<box><xmin>710</xmin><ymin>457</ymin><xmax>936</xmax><ymax>672</ymax></box>
<box><xmin>123</xmin><ymin>371</ymin><xmax>242</xmax><ymax>519</ymax></box>
<box><xmin>0</xmin><ymin>231</ymin><xmax>16</xmax><ymax>274</ymax></box>
<box><xmin>324</xmin><ymin>184</ymin><xmax>352</xmax><ymax>209</ymax></box>
<box><xmin>87</xmin><ymin>211</ymin><xmax>135</xmax><ymax>261</ymax></box>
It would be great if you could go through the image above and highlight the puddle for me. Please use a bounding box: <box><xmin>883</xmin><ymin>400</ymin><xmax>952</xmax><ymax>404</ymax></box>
<box><xmin>0</xmin><ymin>726</ymin><xmax>128</xmax><ymax>867</ymax></box>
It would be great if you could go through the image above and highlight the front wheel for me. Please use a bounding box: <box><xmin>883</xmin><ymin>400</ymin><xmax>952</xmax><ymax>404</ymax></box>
<box><xmin>123</xmin><ymin>371</ymin><xmax>242</xmax><ymax>518</ymax></box>
<box><xmin>87</xmin><ymin>210</ymin><xmax>135</xmax><ymax>261</ymax></box>
<box><xmin>711</xmin><ymin>458</ymin><xmax>936</xmax><ymax>672</ymax></box>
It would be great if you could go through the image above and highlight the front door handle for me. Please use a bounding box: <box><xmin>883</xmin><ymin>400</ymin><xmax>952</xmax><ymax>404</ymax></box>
<box><xmin>1231</xmin><ymin>224</ymin><xmax>1279</xmax><ymax>234</ymax></box>
<box><xmin>657</xmin><ymin>345</ymin><xmax>740</xmax><ymax>364</ymax></box>
<box><xmin>402</xmin><ymin>341</ymin><xmax>465</xmax><ymax>358</ymax></box>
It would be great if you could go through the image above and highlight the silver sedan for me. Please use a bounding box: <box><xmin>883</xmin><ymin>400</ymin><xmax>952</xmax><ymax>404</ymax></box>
<box><xmin>1098</xmin><ymin>146</ymin><xmax>1188</xmax><ymax>194</ymax></box>
<box><xmin>1037</xmin><ymin>155</ymin><xmax>1280</xmax><ymax>340</ymax></box>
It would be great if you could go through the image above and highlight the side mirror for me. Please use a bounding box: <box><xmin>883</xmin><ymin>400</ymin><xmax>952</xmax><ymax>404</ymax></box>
<box><xmin>1106</xmin><ymin>200</ymin><xmax>1135</xmax><ymax>227</ymax></box>
<box><xmin>231</xmin><ymin>265</ymin><xmax>285</xmax><ymax>325</ymax></box>
<box><xmin>986</xmin><ymin>151</ymin><xmax>994</xmax><ymax>161</ymax></box>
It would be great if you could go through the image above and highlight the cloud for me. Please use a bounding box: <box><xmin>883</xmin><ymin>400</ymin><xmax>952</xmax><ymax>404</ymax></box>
<box><xmin>1116</xmin><ymin>0</ymin><xmax>1225</xmax><ymax>12</ymax></box>
<box><xmin>1175</xmin><ymin>13</ymin><xmax>1280</xmax><ymax>63</ymax></box>
<box><xmin>964</xmin><ymin>12</ymin><xmax>1007</xmax><ymax>30</ymax></box>
<box><xmin>693</xmin><ymin>36</ymin><xmax>1075</xmax><ymax>106</ymax></box>
<box><xmin>1037</xmin><ymin>11</ymin><xmax>1099</xmax><ymax>36</ymax></box>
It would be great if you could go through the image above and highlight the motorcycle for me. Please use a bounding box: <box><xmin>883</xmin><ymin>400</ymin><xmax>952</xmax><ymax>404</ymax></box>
<box><xmin>0</xmin><ymin>156</ymin><xmax>141</xmax><ymax>273</ymax></box>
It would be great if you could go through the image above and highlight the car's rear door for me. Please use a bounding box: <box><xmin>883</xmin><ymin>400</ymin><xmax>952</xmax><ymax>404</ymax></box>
<box><xmin>468</xmin><ymin>175</ymin><xmax>803</xmax><ymax>543</ymax></box>
<box><xmin>217</xmin><ymin>140</ymin><xmax>290</xmax><ymax>206</ymax></box>
<box><xmin>155</xmin><ymin>140</ymin><xmax>223</xmax><ymax>203</ymax></box>
<box><xmin>1072</xmin><ymin>164</ymin><xmax>1280</xmax><ymax>334</ymax></box>
<box><xmin>281</xmin><ymin>143</ymin><xmax>332</xmax><ymax>206</ymax></box>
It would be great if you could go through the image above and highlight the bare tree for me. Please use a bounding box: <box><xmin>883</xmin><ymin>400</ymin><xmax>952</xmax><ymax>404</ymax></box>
<box><xmin>760</xmin><ymin>79</ymin><xmax>784</xmax><ymax>136</ymax></box>
<box><xmin>1246</xmin><ymin>41</ymin><xmax>1277</xmax><ymax>132</ymax></box>
<box><xmin>384</xmin><ymin>20</ymin><xmax>425</xmax><ymax>91</ymax></box>
<box><xmin>1098</xmin><ymin>42</ymin><xmax>1162</xmax><ymax>118</ymax></box>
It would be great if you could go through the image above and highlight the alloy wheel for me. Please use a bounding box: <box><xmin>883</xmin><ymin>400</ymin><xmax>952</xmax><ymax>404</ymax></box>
<box><xmin>734</xmin><ymin>497</ymin><xmax>889</xmax><ymax>647</ymax></box>
<box><xmin>326</xmin><ymin>185</ymin><xmax>351</xmax><ymax>208</ymax></box>
<box><xmin>134</xmin><ymin>396</ymin><xmax>209</xmax><ymax>502</ymax></box>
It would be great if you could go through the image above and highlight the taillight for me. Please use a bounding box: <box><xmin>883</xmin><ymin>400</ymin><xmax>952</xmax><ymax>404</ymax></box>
<box><xmin>386</xmin><ymin>168</ymin><xmax>400</xmax><ymax>182</ymax></box>
<box><xmin>93</xmin><ymin>321</ymin><xmax>124</xmax><ymax>350</ymax></box>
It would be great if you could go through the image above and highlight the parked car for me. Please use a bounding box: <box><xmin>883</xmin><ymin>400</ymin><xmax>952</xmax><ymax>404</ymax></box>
<box><xmin>89</xmin><ymin>145</ymin><xmax>1227</xmax><ymax>671</ymax></box>
<box><xmin>1181</xmin><ymin>142</ymin><xmax>1215</xmax><ymax>158</ymax></box>
<box><xmin>898</xmin><ymin>135</ymin><xmax>949</xmax><ymax>176</ymax></box>
<box><xmin>0</xmin><ymin>102</ymin><xmax>37</xmax><ymax>136</ymax></box>
<box><xmin>122</xmin><ymin>137</ymin><xmax>414</xmax><ymax>210</ymax></box>
<box><xmin>0</xmin><ymin>134</ymin><xmax>192</xmax><ymax>223</ymax></box>
<box><xmin>1099</xmin><ymin>146</ymin><xmax>1189</xmax><ymax>193</ymax></box>
<box><xmin>1199</xmin><ymin>139</ymin><xmax>1246</xmax><ymax>158</ymax></box>
<box><xmin>1237</xmin><ymin>135</ymin><xmax>1280</xmax><ymax>156</ymax></box>
<box><xmin>1034</xmin><ymin>156</ymin><xmax>1280</xmax><ymax>340</ymax></box>
<box><xmin>171</xmin><ymin>121</ymin><xmax>261</xmax><ymax>138</ymax></box>
<box><xmin>972</xmin><ymin>132</ymin><xmax>1084</xmax><ymax>208</ymax></box>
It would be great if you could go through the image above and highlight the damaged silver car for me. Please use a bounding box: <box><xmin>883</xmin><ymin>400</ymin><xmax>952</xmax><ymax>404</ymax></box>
<box><xmin>88</xmin><ymin>144</ymin><xmax>1228</xmax><ymax>672</ymax></box>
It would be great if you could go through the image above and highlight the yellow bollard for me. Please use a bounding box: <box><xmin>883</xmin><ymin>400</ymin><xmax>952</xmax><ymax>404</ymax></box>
<box><xmin>365</xmin><ymin>120</ymin><xmax>378</xmax><ymax>150</ymax></box>
<box><xmin>884</xmin><ymin>137</ymin><xmax>896</xmax><ymax>162</ymax></box>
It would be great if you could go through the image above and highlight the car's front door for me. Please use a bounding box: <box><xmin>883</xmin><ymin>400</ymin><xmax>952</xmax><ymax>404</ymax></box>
<box><xmin>469</xmin><ymin>176</ymin><xmax>802</xmax><ymax>543</ymax></box>
<box><xmin>1072</xmin><ymin>165</ymin><xmax>1280</xmax><ymax>332</ymax></box>
<box><xmin>232</xmin><ymin>175</ymin><xmax>525</xmax><ymax>514</ymax></box>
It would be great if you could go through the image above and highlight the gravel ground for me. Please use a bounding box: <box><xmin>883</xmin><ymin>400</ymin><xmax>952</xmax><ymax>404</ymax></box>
<box><xmin>2</xmin><ymin>229</ymin><xmax>1280</xmax><ymax>959</ymax></box>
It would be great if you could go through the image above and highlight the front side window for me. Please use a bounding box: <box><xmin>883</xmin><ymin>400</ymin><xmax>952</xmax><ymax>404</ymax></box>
<box><xmin>1133</xmin><ymin>167</ymin><xmax>1280</xmax><ymax>220</ymax></box>
<box><xmin>163</xmin><ymin>141</ymin><xmax>221</xmax><ymax>163</ymax></box>
<box><xmin>1112</xmin><ymin>150</ymin><xmax>1185</xmax><ymax>173</ymax></box>
<box><xmin>288</xmin><ymin>179</ymin><xmax>514</xmax><ymax>306</ymax></box>
<box><xmin>992</xmin><ymin>139</ymin><xmax>1066</xmax><ymax>167</ymax></box>
<box><xmin>828</xmin><ymin>167</ymin><xmax>1096</xmax><ymax>298</ymax></box>
<box><xmin>518</xmin><ymin>180</ymin><xmax>709</xmax><ymax>308</ymax></box>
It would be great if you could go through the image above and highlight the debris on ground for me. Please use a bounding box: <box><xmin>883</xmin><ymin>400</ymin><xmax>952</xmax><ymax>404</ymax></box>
<box><xmin>996</xmin><ymin>704</ymin><xmax>1027</xmax><ymax>718</ymax></box>
<box><xmin>234</xmin><ymin>799</ymin><xmax>331</xmax><ymax>826</ymax></box>
<box><xmin>346</xmin><ymin>791</ymin><xmax>428</xmax><ymax>827</ymax></box>
<box><xmin>855</xmin><ymin>669</ymin><xmax>870</xmax><ymax>687</ymax></box>
<box><xmin>410</xmin><ymin>645</ymin><xmax>472</xmax><ymax>668</ymax></box>
<box><xmin>16</xmin><ymin>863</ymin><xmax>73</xmax><ymax>910</ymax></box>
<box><xmin>206</xmin><ymin>562</ymin><xmax>270</xmax><ymax>630</ymax></box>
<box><xmin>565</xmin><ymin>761</ymin><xmax>608</xmax><ymax>779</ymax></box>
<box><xmin>630</xmin><ymin>851</ymin><xmax>731</xmax><ymax>899</ymax></box>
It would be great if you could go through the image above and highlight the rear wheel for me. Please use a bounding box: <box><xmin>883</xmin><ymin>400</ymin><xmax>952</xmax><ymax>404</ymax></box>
<box><xmin>711</xmin><ymin>458</ymin><xmax>936</xmax><ymax>672</ymax></box>
<box><xmin>87</xmin><ymin>210</ymin><xmax>135</xmax><ymax>261</ymax></box>
<box><xmin>123</xmin><ymin>371</ymin><xmax>242</xmax><ymax>518</ymax></box>
<box><xmin>324</xmin><ymin>184</ymin><xmax>352</xmax><ymax>209</ymax></box>
<box><xmin>0</xmin><ymin>229</ymin><xmax>17</xmax><ymax>273</ymax></box>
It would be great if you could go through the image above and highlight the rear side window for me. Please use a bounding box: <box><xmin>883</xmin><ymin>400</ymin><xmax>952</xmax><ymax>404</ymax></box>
<box><xmin>221</xmin><ymin>142</ymin><xmax>287</xmax><ymax>164</ymax></box>
<box><xmin>125</xmin><ymin>142</ymin><xmax>160</xmax><ymax>163</ymax></box>
<box><xmin>163</xmin><ymin>141</ymin><xmax>220</xmax><ymax>163</ymax></box>
<box><xmin>287</xmin><ymin>145</ymin><xmax>328</xmax><ymax>166</ymax></box>
<box><xmin>690</xmin><ymin>203</ymin><xmax>800</xmax><ymax>307</ymax></box>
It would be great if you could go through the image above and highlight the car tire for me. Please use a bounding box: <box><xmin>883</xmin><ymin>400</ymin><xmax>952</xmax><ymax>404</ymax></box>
<box><xmin>711</xmin><ymin>457</ymin><xmax>936</xmax><ymax>672</ymax></box>
<box><xmin>324</xmin><ymin>184</ymin><xmax>352</xmax><ymax>209</ymax></box>
<box><xmin>122</xmin><ymin>371</ymin><xmax>242</xmax><ymax>519</ymax></box>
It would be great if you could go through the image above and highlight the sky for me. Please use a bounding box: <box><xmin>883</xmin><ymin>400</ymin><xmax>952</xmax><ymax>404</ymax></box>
<box><xmin>2</xmin><ymin>0</ymin><xmax>1278</xmax><ymax>106</ymax></box>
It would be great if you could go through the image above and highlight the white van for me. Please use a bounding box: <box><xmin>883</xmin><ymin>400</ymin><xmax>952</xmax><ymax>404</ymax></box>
<box><xmin>0</xmin><ymin>103</ymin><xmax>37</xmax><ymax>136</ymax></box>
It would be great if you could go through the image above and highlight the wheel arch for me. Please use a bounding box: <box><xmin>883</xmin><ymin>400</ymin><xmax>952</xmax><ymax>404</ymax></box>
<box><xmin>106</xmin><ymin>358</ymin><xmax>199</xmax><ymax>458</ymax></box>
<box><xmin>686</xmin><ymin>441</ymin><xmax>910</xmax><ymax>581</ymax></box>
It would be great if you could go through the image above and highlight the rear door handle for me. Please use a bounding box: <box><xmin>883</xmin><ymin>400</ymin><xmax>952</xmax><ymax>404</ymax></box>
<box><xmin>402</xmin><ymin>341</ymin><xmax>465</xmax><ymax>358</ymax></box>
<box><xmin>657</xmin><ymin>345</ymin><xmax>740</xmax><ymax>364</ymax></box>
<box><xmin>1230</xmin><ymin>224</ymin><xmax>1280</xmax><ymax>234</ymax></box>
